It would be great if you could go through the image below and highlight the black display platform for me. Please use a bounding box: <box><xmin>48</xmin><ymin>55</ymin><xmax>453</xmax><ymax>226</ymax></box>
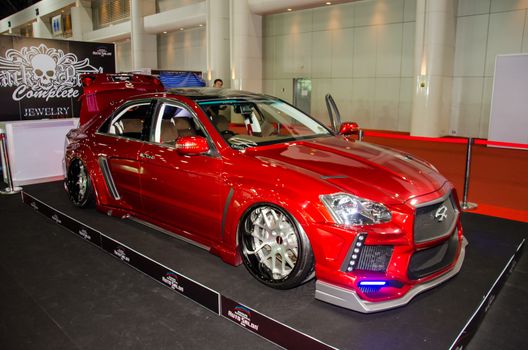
<box><xmin>21</xmin><ymin>182</ymin><xmax>526</xmax><ymax>350</ymax></box>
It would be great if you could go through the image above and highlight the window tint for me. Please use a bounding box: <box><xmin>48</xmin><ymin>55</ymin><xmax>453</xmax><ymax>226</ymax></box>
<box><xmin>199</xmin><ymin>99</ymin><xmax>331</xmax><ymax>149</ymax></box>
<box><xmin>153</xmin><ymin>104</ymin><xmax>206</xmax><ymax>145</ymax></box>
<box><xmin>100</xmin><ymin>103</ymin><xmax>152</xmax><ymax>140</ymax></box>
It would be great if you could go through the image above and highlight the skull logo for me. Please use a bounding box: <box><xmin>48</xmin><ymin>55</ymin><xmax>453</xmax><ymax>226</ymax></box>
<box><xmin>31</xmin><ymin>54</ymin><xmax>56</xmax><ymax>89</ymax></box>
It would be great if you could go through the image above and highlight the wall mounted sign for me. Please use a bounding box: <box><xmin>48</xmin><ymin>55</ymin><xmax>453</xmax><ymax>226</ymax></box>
<box><xmin>0</xmin><ymin>36</ymin><xmax>115</xmax><ymax>122</ymax></box>
<box><xmin>51</xmin><ymin>14</ymin><xmax>63</xmax><ymax>35</ymax></box>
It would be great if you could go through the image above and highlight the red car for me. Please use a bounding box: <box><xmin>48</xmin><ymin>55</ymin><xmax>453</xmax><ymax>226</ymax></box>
<box><xmin>64</xmin><ymin>74</ymin><xmax>466</xmax><ymax>313</ymax></box>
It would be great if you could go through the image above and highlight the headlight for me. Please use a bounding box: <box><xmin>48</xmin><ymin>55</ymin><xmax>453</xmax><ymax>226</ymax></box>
<box><xmin>320</xmin><ymin>193</ymin><xmax>392</xmax><ymax>226</ymax></box>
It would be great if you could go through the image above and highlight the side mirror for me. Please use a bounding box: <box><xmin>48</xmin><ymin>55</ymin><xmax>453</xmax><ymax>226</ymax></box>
<box><xmin>175</xmin><ymin>136</ymin><xmax>210</xmax><ymax>155</ymax></box>
<box><xmin>339</xmin><ymin>122</ymin><xmax>360</xmax><ymax>136</ymax></box>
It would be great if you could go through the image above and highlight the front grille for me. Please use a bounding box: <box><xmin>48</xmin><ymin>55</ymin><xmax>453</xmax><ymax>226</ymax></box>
<box><xmin>408</xmin><ymin>232</ymin><xmax>459</xmax><ymax>280</ymax></box>
<box><xmin>414</xmin><ymin>193</ymin><xmax>458</xmax><ymax>243</ymax></box>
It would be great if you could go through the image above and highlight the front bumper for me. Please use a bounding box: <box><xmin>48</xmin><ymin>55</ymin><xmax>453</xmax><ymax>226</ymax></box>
<box><xmin>315</xmin><ymin>236</ymin><xmax>468</xmax><ymax>313</ymax></box>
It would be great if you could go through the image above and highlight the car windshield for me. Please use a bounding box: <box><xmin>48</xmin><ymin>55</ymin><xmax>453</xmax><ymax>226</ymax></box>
<box><xmin>198</xmin><ymin>98</ymin><xmax>332</xmax><ymax>149</ymax></box>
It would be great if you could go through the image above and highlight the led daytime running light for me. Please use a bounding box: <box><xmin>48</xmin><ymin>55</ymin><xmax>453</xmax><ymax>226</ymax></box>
<box><xmin>359</xmin><ymin>281</ymin><xmax>387</xmax><ymax>286</ymax></box>
<box><xmin>346</xmin><ymin>233</ymin><xmax>367</xmax><ymax>272</ymax></box>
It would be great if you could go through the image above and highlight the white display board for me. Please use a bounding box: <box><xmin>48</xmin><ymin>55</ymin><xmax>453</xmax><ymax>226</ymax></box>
<box><xmin>4</xmin><ymin>119</ymin><xmax>78</xmax><ymax>186</ymax></box>
<box><xmin>489</xmin><ymin>54</ymin><xmax>528</xmax><ymax>148</ymax></box>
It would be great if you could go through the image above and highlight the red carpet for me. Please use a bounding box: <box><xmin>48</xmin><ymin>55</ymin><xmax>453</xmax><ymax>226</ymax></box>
<box><xmin>467</xmin><ymin>204</ymin><xmax>528</xmax><ymax>223</ymax></box>
<box><xmin>362</xmin><ymin>131</ymin><xmax>528</xmax><ymax>223</ymax></box>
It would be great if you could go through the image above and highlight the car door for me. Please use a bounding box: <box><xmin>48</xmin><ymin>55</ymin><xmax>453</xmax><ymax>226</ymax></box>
<box><xmin>139</xmin><ymin>100</ymin><xmax>225</xmax><ymax>245</ymax></box>
<box><xmin>92</xmin><ymin>99</ymin><xmax>155</xmax><ymax>212</ymax></box>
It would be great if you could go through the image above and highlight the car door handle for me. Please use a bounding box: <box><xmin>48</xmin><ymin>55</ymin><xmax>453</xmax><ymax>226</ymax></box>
<box><xmin>139</xmin><ymin>153</ymin><xmax>155</xmax><ymax>160</ymax></box>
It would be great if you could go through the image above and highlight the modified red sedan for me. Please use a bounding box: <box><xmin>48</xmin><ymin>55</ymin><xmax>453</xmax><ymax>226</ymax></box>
<box><xmin>64</xmin><ymin>74</ymin><xmax>466</xmax><ymax>313</ymax></box>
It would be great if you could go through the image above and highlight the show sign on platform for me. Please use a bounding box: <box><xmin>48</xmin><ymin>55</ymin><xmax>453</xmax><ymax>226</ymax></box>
<box><xmin>0</xmin><ymin>36</ymin><xmax>115</xmax><ymax>122</ymax></box>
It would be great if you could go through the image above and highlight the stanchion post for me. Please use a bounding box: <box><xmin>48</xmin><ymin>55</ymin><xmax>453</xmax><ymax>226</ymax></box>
<box><xmin>0</xmin><ymin>132</ymin><xmax>22</xmax><ymax>195</ymax></box>
<box><xmin>358</xmin><ymin>129</ymin><xmax>364</xmax><ymax>141</ymax></box>
<box><xmin>461</xmin><ymin>137</ymin><xmax>477</xmax><ymax>210</ymax></box>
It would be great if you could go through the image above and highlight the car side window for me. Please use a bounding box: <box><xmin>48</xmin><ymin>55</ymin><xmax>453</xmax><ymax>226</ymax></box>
<box><xmin>152</xmin><ymin>103</ymin><xmax>206</xmax><ymax>145</ymax></box>
<box><xmin>100</xmin><ymin>103</ymin><xmax>152</xmax><ymax>140</ymax></box>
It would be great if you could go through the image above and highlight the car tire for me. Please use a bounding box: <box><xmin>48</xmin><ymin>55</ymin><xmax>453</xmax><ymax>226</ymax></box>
<box><xmin>66</xmin><ymin>159</ymin><xmax>95</xmax><ymax>208</ymax></box>
<box><xmin>239</xmin><ymin>204</ymin><xmax>315</xmax><ymax>289</ymax></box>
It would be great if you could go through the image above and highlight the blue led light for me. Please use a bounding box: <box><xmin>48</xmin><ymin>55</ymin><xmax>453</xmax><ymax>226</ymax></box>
<box><xmin>359</xmin><ymin>281</ymin><xmax>387</xmax><ymax>286</ymax></box>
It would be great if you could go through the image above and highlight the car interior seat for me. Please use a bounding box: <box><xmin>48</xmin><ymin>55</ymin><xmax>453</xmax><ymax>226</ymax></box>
<box><xmin>109</xmin><ymin>118</ymin><xmax>144</xmax><ymax>139</ymax></box>
<box><xmin>160</xmin><ymin>119</ymin><xmax>178</xmax><ymax>144</ymax></box>
<box><xmin>173</xmin><ymin>117</ymin><xmax>196</xmax><ymax>137</ymax></box>
<box><xmin>212</xmin><ymin>114</ymin><xmax>229</xmax><ymax>133</ymax></box>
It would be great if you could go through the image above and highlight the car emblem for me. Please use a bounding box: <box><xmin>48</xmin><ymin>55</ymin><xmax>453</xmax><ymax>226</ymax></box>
<box><xmin>434</xmin><ymin>205</ymin><xmax>448</xmax><ymax>222</ymax></box>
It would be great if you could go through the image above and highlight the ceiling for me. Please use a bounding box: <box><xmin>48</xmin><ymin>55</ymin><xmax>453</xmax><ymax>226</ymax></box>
<box><xmin>0</xmin><ymin>0</ymin><xmax>40</xmax><ymax>20</ymax></box>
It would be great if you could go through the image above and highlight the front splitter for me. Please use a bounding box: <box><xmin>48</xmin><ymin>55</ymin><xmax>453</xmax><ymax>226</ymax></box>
<box><xmin>315</xmin><ymin>237</ymin><xmax>468</xmax><ymax>313</ymax></box>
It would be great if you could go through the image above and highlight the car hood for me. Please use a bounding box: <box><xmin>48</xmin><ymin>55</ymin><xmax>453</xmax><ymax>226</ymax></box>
<box><xmin>246</xmin><ymin>136</ymin><xmax>447</xmax><ymax>205</ymax></box>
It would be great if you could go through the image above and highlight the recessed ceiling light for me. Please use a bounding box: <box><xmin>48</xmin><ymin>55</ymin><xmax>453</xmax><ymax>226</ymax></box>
<box><xmin>179</xmin><ymin>28</ymin><xmax>184</xmax><ymax>31</ymax></box>
<box><xmin>163</xmin><ymin>31</ymin><xmax>167</xmax><ymax>34</ymax></box>
<box><xmin>199</xmin><ymin>24</ymin><xmax>203</xmax><ymax>27</ymax></box>
<box><xmin>325</xmin><ymin>1</ymin><xmax>332</xmax><ymax>5</ymax></box>
<box><xmin>287</xmin><ymin>8</ymin><xmax>292</xmax><ymax>11</ymax></box>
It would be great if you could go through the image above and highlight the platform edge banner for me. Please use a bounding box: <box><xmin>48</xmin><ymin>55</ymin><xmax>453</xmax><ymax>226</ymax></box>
<box><xmin>220</xmin><ymin>295</ymin><xmax>336</xmax><ymax>350</ymax></box>
<box><xmin>22</xmin><ymin>191</ymin><xmax>221</xmax><ymax>314</ymax></box>
<box><xmin>22</xmin><ymin>192</ymin><xmax>102</xmax><ymax>247</ymax></box>
<box><xmin>100</xmin><ymin>235</ymin><xmax>220</xmax><ymax>314</ymax></box>
<box><xmin>449</xmin><ymin>238</ymin><xmax>525</xmax><ymax>350</ymax></box>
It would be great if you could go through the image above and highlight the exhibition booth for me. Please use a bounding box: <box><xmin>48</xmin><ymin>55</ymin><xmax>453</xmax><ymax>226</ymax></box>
<box><xmin>18</xmin><ymin>183</ymin><xmax>525</xmax><ymax>349</ymax></box>
<box><xmin>0</xmin><ymin>34</ymin><xmax>527</xmax><ymax>350</ymax></box>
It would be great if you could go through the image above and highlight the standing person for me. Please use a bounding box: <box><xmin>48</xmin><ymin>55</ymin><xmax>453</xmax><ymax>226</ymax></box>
<box><xmin>213</xmin><ymin>79</ymin><xmax>223</xmax><ymax>88</ymax></box>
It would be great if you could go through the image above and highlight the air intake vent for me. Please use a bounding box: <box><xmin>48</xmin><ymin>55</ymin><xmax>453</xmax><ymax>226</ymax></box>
<box><xmin>408</xmin><ymin>233</ymin><xmax>459</xmax><ymax>280</ymax></box>
<box><xmin>359</xmin><ymin>286</ymin><xmax>382</xmax><ymax>294</ymax></box>
<box><xmin>341</xmin><ymin>234</ymin><xmax>393</xmax><ymax>273</ymax></box>
<box><xmin>356</xmin><ymin>245</ymin><xmax>394</xmax><ymax>272</ymax></box>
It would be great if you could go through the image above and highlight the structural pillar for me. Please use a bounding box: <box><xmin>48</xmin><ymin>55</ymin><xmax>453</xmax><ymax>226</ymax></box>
<box><xmin>229</xmin><ymin>0</ymin><xmax>262</xmax><ymax>92</ymax></box>
<box><xmin>206</xmin><ymin>0</ymin><xmax>230</xmax><ymax>87</ymax></box>
<box><xmin>32</xmin><ymin>16</ymin><xmax>52</xmax><ymax>38</ymax></box>
<box><xmin>131</xmin><ymin>0</ymin><xmax>157</xmax><ymax>71</ymax></box>
<box><xmin>71</xmin><ymin>0</ymin><xmax>93</xmax><ymax>41</ymax></box>
<box><xmin>410</xmin><ymin>0</ymin><xmax>456</xmax><ymax>137</ymax></box>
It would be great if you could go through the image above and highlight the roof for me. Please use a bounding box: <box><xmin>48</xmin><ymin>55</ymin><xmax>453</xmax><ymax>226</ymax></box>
<box><xmin>167</xmin><ymin>88</ymin><xmax>272</xmax><ymax>102</ymax></box>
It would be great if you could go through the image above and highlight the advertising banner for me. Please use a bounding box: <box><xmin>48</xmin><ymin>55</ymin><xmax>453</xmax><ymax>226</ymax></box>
<box><xmin>0</xmin><ymin>36</ymin><xmax>115</xmax><ymax>121</ymax></box>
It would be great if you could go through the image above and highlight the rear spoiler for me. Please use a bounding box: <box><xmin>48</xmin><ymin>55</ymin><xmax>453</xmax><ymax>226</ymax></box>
<box><xmin>79</xmin><ymin>73</ymin><xmax>164</xmax><ymax>126</ymax></box>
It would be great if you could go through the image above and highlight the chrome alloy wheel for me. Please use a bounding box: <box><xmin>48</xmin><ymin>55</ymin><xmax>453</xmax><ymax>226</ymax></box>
<box><xmin>66</xmin><ymin>160</ymin><xmax>93</xmax><ymax>207</ymax></box>
<box><xmin>74</xmin><ymin>162</ymin><xmax>88</xmax><ymax>201</ymax></box>
<box><xmin>243</xmin><ymin>206</ymin><xmax>299</xmax><ymax>280</ymax></box>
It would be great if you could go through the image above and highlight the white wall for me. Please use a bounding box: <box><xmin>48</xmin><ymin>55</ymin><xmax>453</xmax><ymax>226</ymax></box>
<box><xmin>157</xmin><ymin>0</ymin><xmax>204</xmax><ymax>12</ymax></box>
<box><xmin>451</xmin><ymin>0</ymin><xmax>528</xmax><ymax>138</ymax></box>
<box><xmin>115</xmin><ymin>40</ymin><xmax>132</xmax><ymax>72</ymax></box>
<box><xmin>263</xmin><ymin>0</ymin><xmax>417</xmax><ymax>129</ymax></box>
<box><xmin>157</xmin><ymin>27</ymin><xmax>207</xmax><ymax>72</ymax></box>
<box><xmin>264</xmin><ymin>0</ymin><xmax>528</xmax><ymax>137</ymax></box>
<box><xmin>0</xmin><ymin>0</ymin><xmax>76</xmax><ymax>33</ymax></box>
